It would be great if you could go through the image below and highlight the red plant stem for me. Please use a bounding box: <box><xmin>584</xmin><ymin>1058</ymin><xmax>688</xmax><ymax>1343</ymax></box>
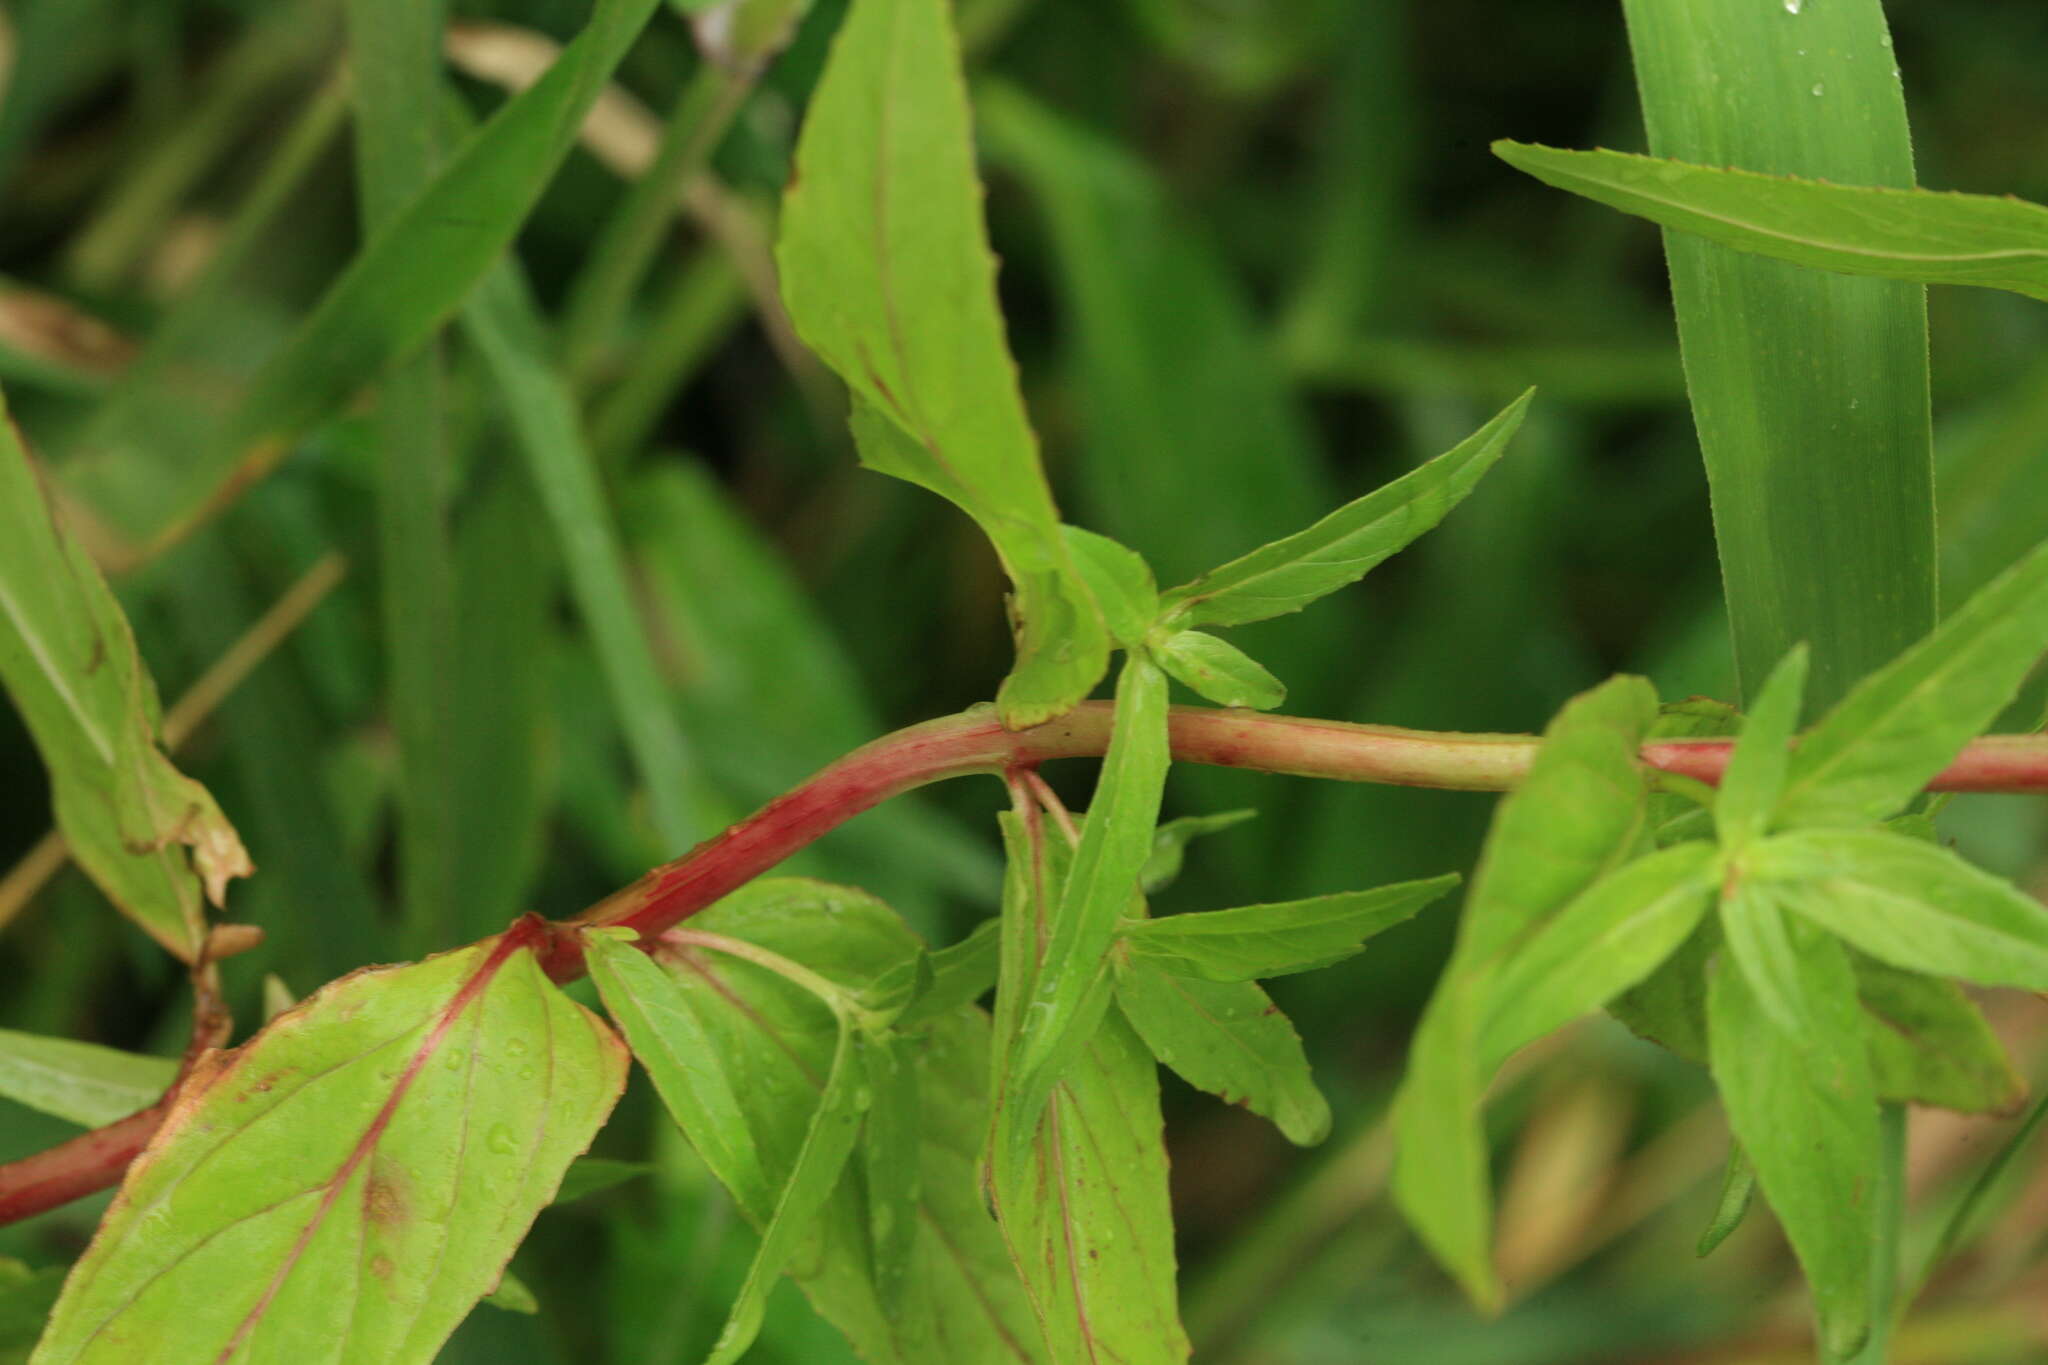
<box><xmin>13</xmin><ymin>703</ymin><xmax>2048</xmax><ymax>1225</ymax></box>
<box><xmin>533</xmin><ymin>702</ymin><xmax>2048</xmax><ymax>979</ymax></box>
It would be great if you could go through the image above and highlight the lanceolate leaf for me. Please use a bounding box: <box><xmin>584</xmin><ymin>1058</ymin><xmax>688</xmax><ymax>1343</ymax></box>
<box><xmin>1755</xmin><ymin>827</ymin><xmax>2048</xmax><ymax>991</ymax></box>
<box><xmin>632</xmin><ymin>880</ymin><xmax>1044</xmax><ymax>1364</ymax></box>
<box><xmin>1122</xmin><ymin>873</ymin><xmax>1457</xmax><ymax>981</ymax></box>
<box><xmin>777</xmin><ymin>0</ymin><xmax>1108</xmax><ymax>726</ymax></box>
<box><xmin>1113</xmin><ymin>957</ymin><xmax>1329</xmax><ymax>1145</ymax></box>
<box><xmin>1062</xmin><ymin>526</ymin><xmax>1158</xmax><ymax>650</ymax></box>
<box><xmin>1392</xmin><ymin>675</ymin><xmax>1660</xmax><ymax>1309</ymax></box>
<box><xmin>1776</xmin><ymin>538</ymin><xmax>2048</xmax><ymax>828</ymax></box>
<box><xmin>894</xmin><ymin>917</ymin><xmax>1000</xmax><ymax>1028</ymax></box>
<box><xmin>1139</xmin><ymin>809</ymin><xmax>1257</xmax><ymax>894</ymax></box>
<box><xmin>0</xmin><ymin>396</ymin><xmax>249</xmax><ymax>960</ymax></box>
<box><xmin>30</xmin><ymin>923</ymin><xmax>628</xmax><ymax>1365</ymax></box>
<box><xmin>1714</xmin><ymin>644</ymin><xmax>1808</xmax><ymax>846</ymax></box>
<box><xmin>1158</xmin><ymin>390</ymin><xmax>1533</xmax><ymax>629</ymax></box>
<box><xmin>1478</xmin><ymin>841</ymin><xmax>1717</xmax><ymax>1068</ymax></box>
<box><xmin>1717</xmin><ymin>880</ymin><xmax>1814</xmax><ymax>1039</ymax></box>
<box><xmin>1493</xmin><ymin>143</ymin><xmax>2048</xmax><ymax>303</ymax></box>
<box><xmin>1152</xmin><ymin>630</ymin><xmax>1286</xmax><ymax>710</ymax></box>
<box><xmin>1001</xmin><ymin>655</ymin><xmax>1169</xmax><ymax>1154</ymax></box>
<box><xmin>987</xmin><ymin>1007</ymin><xmax>1188</xmax><ymax>1365</ymax></box>
<box><xmin>583</xmin><ymin>930</ymin><xmax>772</xmax><ymax>1210</ymax></box>
<box><xmin>1707</xmin><ymin>922</ymin><xmax>1878</xmax><ymax>1361</ymax></box>
<box><xmin>0</xmin><ymin>1031</ymin><xmax>176</xmax><ymax>1129</ymax></box>
<box><xmin>1850</xmin><ymin>953</ymin><xmax>2022</xmax><ymax>1115</ymax></box>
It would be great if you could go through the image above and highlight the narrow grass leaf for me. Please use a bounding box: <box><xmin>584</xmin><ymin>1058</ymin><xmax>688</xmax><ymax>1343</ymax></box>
<box><xmin>29</xmin><ymin>925</ymin><xmax>629</xmax><ymax>1365</ymax></box>
<box><xmin>1113</xmin><ymin>958</ymin><xmax>1330</xmax><ymax>1145</ymax></box>
<box><xmin>1158</xmin><ymin>390</ymin><xmax>1532</xmax><ymax>629</ymax></box>
<box><xmin>1756</xmin><ymin>827</ymin><xmax>2048</xmax><ymax>991</ymax></box>
<box><xmin>0</xmin><ymin>394</ymin><xmax>249</xmax><ymax>960</ymax></box>
<box><xmin>1139</xmin><ymin>809</ymin><xmax>1257</xmax><ymax>894</ymax></box>
<box><xmin>1123</xmin><ymin>873</ymin><xmax>1457</xmax><ymax>981</ymax></box>
<box><xmin>1777</xmin><ymin>539</ymin><xmax>2048</xmax><ymax>828</ymax></box>
<box><xmin>1002</xmin><ymin>655</ymin><xmax>1169</xmax><ymax>1151</ymax></box>
<box><xmin>1479</xmin><ymin>841</ymin><xmax>1717</xmax><ymax>1068</ymax></box>
<box><xmin>1715</xmin><ymin>644</ymin><xmax>1807</xmax><ymax>845</ymax></box>
<box><xmin>1153</xmin><ymin>630</ymin><xmax>1286</xmax><ymax>710</ymax></box>
<box><xmin>1062</xmin><ymin>526</ymin><xmax>1158</xmax><ymax>650</ymax></box>
<box><xmin>1494</xmin><ymin>143</ymin><xmax>2048</xmax><ymax>303</ymax></box>
<box><xmin>0</xmin><ymin>1031</ymin><xmax>176</xmax><ymax>1128</ymax></box>
<box><xmin>1850</xmin><ymin>953</ymin><xmax>2022</xmax><ymax>1114</ymax></box>
<box><xmin>583</xmin><ymin>930</ymin><xmax>773</xmax><ymax>1211</ymax></box>
<box><xmin>777</xmin><ymin>0</ymin><xmax>1107</xmax><ymax>726</ymax></box>
<box><xmin>702</xmin><ymin>1018</ymin><xmax>866</xmax><ymax>1365</ymax></box>
<box><xmin>647</xmin><ymin>879</ymin><xmax>1044</xmax><ymax>1363</ymax></box>
<box><xmin>1707</xmin><ymin>922</ymin><xmax>1878</xmax><ymax>1361</ymax></box>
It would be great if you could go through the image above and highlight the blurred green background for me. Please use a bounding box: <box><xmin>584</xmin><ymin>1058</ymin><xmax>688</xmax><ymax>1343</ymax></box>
<box><xmin>2</xmin><ymin>0</ymin><xmax>2047</xmax><ymax>1360</ymax></box>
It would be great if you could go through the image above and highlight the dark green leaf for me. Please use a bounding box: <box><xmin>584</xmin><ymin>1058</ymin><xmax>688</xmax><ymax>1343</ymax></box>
<box><xmin>1850</xmin><ymin>953</ymin><xmax>2022</xmax><ymax>1114</ymax></box>
<box><xmin>1494</xmin><ymin>142</ymin><xmax>2048</xmax><ymax>303</ymax></box>
<box><xmin>30</xmin><ymin>929</ymin><xmax>628</xmax><ymax>1365</ymax></box>
<box><xmin>1157</xmin><ymin>390</ymin><xmax>1532</xmax><ymax>628</ymax></box>
<box><xmin>1139</xmin><ymin>809</ymin><xmax>1257</xmax><ymax>894</ymax></box>
<box><xmin>1152</xmin><ymin>630</ymin><xmax>1286</xmax><ymax>710</ymax></box>
<box><xmin>1708</xmin><ymin>921</ymin><xmax>1878</xmax><ymax>1361</ymax></box>
<box><xmin>858</xmin><ymin>1031</ymin><xmax>921</xmax><ymax>1310</ymax></box>
<box><xmin>1777</xmin><ymin>539</ymin><xmax>2048</xmax><ymax>827</ymax></box>
<box><xmin>894</xmin><ymin>918</ymin><xmax>1000</xmax><ymax>1028</ymax></box>
<box><xmin>1606</xmin><ymin>915</ymin><xmax>1717</xmax><ymax>1064</ymax></box>
<box><xmin>552</xmin><ymin>1157</ymin><xmax>653</xmax><ymax>1206</ymax></box>
<box><xmin>1755</xmin><ymin>827</ymin><xmax>2048</xmax><ymax>991</ymax></box>
<box><xmin>777</xmin><ymin>0</ymin><xmax>1108</xmax><ymax>726</ymax></box>
<box><xmin>1113</xmin><ymin>956</ymin><xmax>1329</xmax><ymax>1145</ymax></box>
<box><xmin>1122</xmin><ymin>873</ymin><xmax>1456</xmax><ymax>981</ymax></box>
<box><xmin>1696</xmin><ymin>1143</ymin><xmax>1756</xmax><ymax>1259</ymax></box>
<box><xmin>0</xmin><ymin>1261</ymin><xmax>65</xmax><ymax>1362</ymax></box>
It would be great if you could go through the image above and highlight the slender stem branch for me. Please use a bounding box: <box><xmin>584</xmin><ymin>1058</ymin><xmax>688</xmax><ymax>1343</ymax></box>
<box><xmin>15</xmin><ymin>700</ymin><xmax>2048</xmax><ymax>1223</ymax></box>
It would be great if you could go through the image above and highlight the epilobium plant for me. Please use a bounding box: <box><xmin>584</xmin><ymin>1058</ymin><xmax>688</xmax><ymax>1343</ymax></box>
<box><xmin>3</xmin><ymin>0</ymin><xmax>2048</xmax><ymax>1363</ymax></box>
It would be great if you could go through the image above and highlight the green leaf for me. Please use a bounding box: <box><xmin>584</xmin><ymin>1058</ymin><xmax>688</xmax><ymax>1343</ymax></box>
<box><xmin>1139</xmin><ymin>808</ymin><xmax>1257</xmax><ymax>894</ymax></box>
<box><xmin>1157</xmin><ymin>390</ymin><xmax>1532</xmax><ymax>629</ymax></box>
<box><xmin>1478</xmin><ymin>841</ymin><xmax>1717</xmax><ymax>1067</ymax></box>
<box><xmin>1392</xmin><ymin>675</ymin><xmax>1660</xmax><ymax>1309</ymax></box>
<box><xmin>584</xmin><ymin>930</ymin><xmax>775</xmax><ymax>1211</ymax></box>
<box><xmin>552</xmin><ymin>1157</ymin><xmax>653</xmax><ymax>1205</ymax></box>
<box><xmin>62</xmin><ymin>0</ymin><xmax>668</xmax><ymax>552</ymax></box>
<box><xmin>1850</xmin><ymin>953</ymin><xmax>2022</xmax><ymax>1115</ymax></box>
<box><xmin>1062</xmin><ymin>526</ymin><xmax>1158</xmax><ymax>650</ymax></box>
<box><xmin>0</xmin><ymin>1260</ymin><xmax>65</xmax><ymax>1362</ymax></box>
<box><xmin>1707</xmin><ymin>920</ymin><xmax>1878</xmax><ymax>1361</ymax></box>
<box><xmin>1152</xmin><ymin>630</ymin><xmax>1286</xmax><ymax>710</ymax></box>
<box><xmin>1493</xmin><ymin>142</ymin><xmax>2048</xmax><ymax>303</ymax></box>
<box><xmin>1715</xmin><ymin>644</ymin><xmax>1808</xmax><ymax>846</ymax></box>
<box><xmin>894</xmin><ymin>918</ymin><xmax>1000</xmax><ymax>1028</ymax></box>
<box><xmin>1113</xmin><ymin>957</ymin><xmax>1329</xmax><ymax>1145</ymax></box>
<box><xmin>1606</xmin><ymin>915</ymin><xmax>1717</xmax><ymax>1063</ymax></box>
<box><xmin>0</xmin><ymin>394</ymin><xmax>249</xmax><ymax>960</ymax></box>
<box><xmin>480</xmin><ymin>1269</ymin><xmax>538</xmax><ymax>1315</ymax></box>
<box><xmin>1754</xmin><ymin>827</ymin><xmax>2048</xmax><ymax>991</ymax></box>
<box><xmin>1001</xmin><ymin>655</ymin><xmax>1170</xmax><ymax>1153</ymax></box>
<box><xmin>1718</xmin><ymin>880</ymin><xmax>1814</xmax><ymax>1038</ymax></box>
<box><xmin>703</xmin><ymin>1017</ymin><xmax>867</xmax><ymax>1365</ymax></box>
<box><xmin>1696</xmin><ymin>1143</ymin><xmax>1756</xmax><ymax>1259</ymax></box>
<box><xmin>0</xmin><ymin>1030</ymin><xmax>175</xmax><ymax>1129</ymax></box>
<box><xmin>1777</xmin><ymin>539</ymin><xmax>2048</xmax><ymax>827</ymax></box>
<box><xmin>858</xmin><ymin>1030</ymin><xmax>921</xmax><ymax>1310</ymax></box>
<box><xmin>29</xmin><ymin>926</ymin><xmax>628</xmax><ymax>1365</ymax></box>
<box><xmin>776</xmin><ymin>0</ymin><xmax>1108</xmax><ymax>727</ymax></box>
<box><xmin>1122</xmin><ymin>873</ymin><xmax>1456</xmax><ymax>981</ymax></box>
<box><xmin>633</xmin><ymin>880</ymin><xmax>1045</xmax><ymax>1363</ymax></box>
<box><xmin>987</xmin><ymin>1006</ymin><xmax>1188</xmax><ymax>1364</ymax></box>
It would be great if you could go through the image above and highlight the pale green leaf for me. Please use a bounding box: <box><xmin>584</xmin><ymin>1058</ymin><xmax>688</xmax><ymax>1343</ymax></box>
<box><xmin>1718</xmin><ymin>880</ymin><xmax>1814</xmax><ymax>1038</ymax></box>
<box><xmin>1493</xmin><ymin>142</ymin><xmax>2048</xmax><ymax>303</ymax></box>
<box><xmin>1062</xmin><ymin>526</ymin><xmax>1158</xmax><ymax>649</ymax></box>
<box><xmin>583</xmin><ymin>929</ymin><xmax>773</xmax><ymax>1210</ymax></box>
<box><xmin>1715</xmin><ymin>644</ymin><xmax>1808</xmax><ymax>846</ymax></box>
<box><xmin>1152</xmin><ymin>630</ymin><xmax>1286</xmax><ymax>710</ymax></box>
<box><xmin>1708</xmin><ymin>922</ymin><xmax>1878</xmax><ymax>1361</ymax></box>
<box><xmin>29</xmin><ymin>928</ymin><xmax>629</xmax><ymax>1365</ymax></box>
<box><xmin>0</xmin><ymin>1031</ymin><xmax>175</xmax><ymax>1129</ymax></box>
<box><xmin>1777</xmin><ymin>538</ymin><xmax>2048</xmax><ymax>828</ymax></box>
<box><xmin>1113</xmin><ymin>958</ymin><xmax>1329</xmax><ymax>1145</ymax></box>
<box><xmin>1478</xmin><ymin>841</ymin><xmax>1717</xmax><ymax>1067</ymax></box>
<box><xmin>1139</xmin><ymin>809</ymin><xmax>1257</xmax><ymax>894</ymax></box>
<box><xmin>1158</xmin><ymin>390</ymin><xmax>1532</xmax><ymax>628</ymax></box>
<box><xmin>777</xmin><ymin>0</ymin><xmax>1108</xmax><ymax>726</ymax></box>
<box><xmin>1122</xmin><ymin>873</ymin><xmax>1456</xmax><ymax>981</ymax></box>
<box><xmin>0</xmin><ymin>395</ymin><xmax>249</xmax><ymax>959</ymax></box>
<box><xmin>1389</xmin><ymin>979</ymin><xmax>1493</xmax><ymax>1309</ymax></box>
<box><xmin>1755</xmin><ymin>827</ymin><xmax>2048</xmax><ymax>991</ymax></box>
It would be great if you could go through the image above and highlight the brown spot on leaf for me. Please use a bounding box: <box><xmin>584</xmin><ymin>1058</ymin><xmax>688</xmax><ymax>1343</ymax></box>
<box><xmin>364</xmin><ymin>1172</ymin><xmax>407</xmax><ymax>1231</ymax></box>
<box><xmin>369</xmin><ymin>1254</ymin><xmax>395</xmax><ymax>1281</ymax></box>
